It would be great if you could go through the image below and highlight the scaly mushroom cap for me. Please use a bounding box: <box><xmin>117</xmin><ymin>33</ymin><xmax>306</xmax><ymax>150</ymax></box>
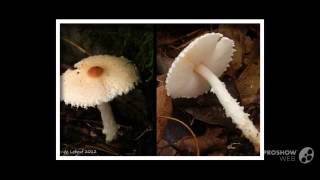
<box><xmin>166</xmin><ymin>32</ymin><xmax>235</xmax><ymax>98</ymax></box>
<box><xmin>61</xmin><ymin>55</ymin><xmax>139</xmax><ymax>108</ymax></box>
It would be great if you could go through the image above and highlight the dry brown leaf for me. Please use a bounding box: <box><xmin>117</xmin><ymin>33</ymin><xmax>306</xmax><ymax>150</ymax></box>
<box><xmin>157</xmin><ymin>35</ymin><xmax>174</xmax><ymax>46</ymax></box>
<box><xmin>157</xmin><ymin>53</ymin><xmax>174</xmax><ymax>74</ymax></box>
<box><xmin>246</xmin><ymin>104</ymin><xmax>260</xmax><ymax>131</ymax></box>
<box><xmin>236</xmin><ymin>63</ymin><xmax>260</xmax><ymax>105</ymax></box>
<box><xmin>217</xmin><ymin>25</ymin><xmax>244</xmax><ymax>42</ymax></box>
<box><xmin>156</xmin><ymin>85</ymin><xmax>172</xmax><ymax>116</ymax></box>
<box><xmin>157</xmin><ymin>139</ymin><xmax>177</xmax><ymax>155</ymax></box>
<box><xmin>243</xmin><ymin>36</ymin><xmax>259</xmax><ymax>65</ymax></box>
<box><xmin>156</xmin><ymin>84</ymin><xmax>173</xmax><ymax>141</ymax></box>
<box><xmin>244</xmin><ymin>35</ymin><xmax>255</xmax><ymax>54</ymax></box>
<box><xmin>175</xmin><ymin>127</ymin><xmax>226</xmax><ymax>155</ymax></box>
<box><xmin>157</xmin><ymin>74</ymin><xmax>167</xmax><ymax>87</ymax></box>
<box><xmin>184</xmin><ymin>107</ymin><xmax>234</xmax><ymax>128</ymax></box>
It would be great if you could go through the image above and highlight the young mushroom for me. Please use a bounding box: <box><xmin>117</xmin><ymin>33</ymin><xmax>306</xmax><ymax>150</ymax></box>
<box><xmin>165</xmin><ymin>32</ymin><xmax>260</xmax><ymax>152</ymax></box>
<box><xmin>61</xmin><ymin>55</ymin><xmax>139</xmax><ymax>142</ymax></box>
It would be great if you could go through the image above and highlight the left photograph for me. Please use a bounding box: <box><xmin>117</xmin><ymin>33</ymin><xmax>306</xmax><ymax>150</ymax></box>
<box><xmin>58</xmin><ymin>24</ymin><xmax>155</xmax><ymax>156</ymax></box>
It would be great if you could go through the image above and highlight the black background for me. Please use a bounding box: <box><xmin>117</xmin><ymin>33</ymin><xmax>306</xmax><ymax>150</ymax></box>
<box><xmin>8</xmin><ymin>2</ymin><xmax>318</xmax><ymax>172</ymax></box>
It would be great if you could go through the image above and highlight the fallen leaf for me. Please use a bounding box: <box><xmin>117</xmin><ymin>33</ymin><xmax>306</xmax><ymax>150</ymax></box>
<box><xmin>243</xmin><ymin>37</ymin><xmax>259</xmax><ymax>65</ymax></box>
<box><xmin>217</xmin><ymin>25</ymin><xmax>244</xmax><ymax>42</ymax></box>
<box><xmin>244</xmin><ymin>35</ymin><xmax>256</xmax><ymax>54</ymax></box>
<box><xmin>156</xmin><ymin>84</ymin><xmax>172</xmax><ymax>116</ymax></box>
<box><xmin>156</xmin><ymin>84</ymin><xmax>172</xmax><ymax>141</ymax></box>
<box><xmin>245</xmin><ymin>103</ymin><xmax>260</xmax><ymax>131</ymax></box>
<box><xmin>236</xmin><ymin>63</ymin><xmax>260</xmax><ymax>105</ymax></box>
<box><xmin>157</xmin><ymin>117</ymin><xmax>167</xmax><ymax>143</ymax></box>
<box><xmin>164</xmin><ymin>120</ymin><xmax>190</xmax><ymax>144</ymax></box>
<box><xmin>175</xmin><ymin>127</ymin><xmax>227</xmax><ymax>155</ymax></box>
<box><xmin>157</xmin><ymin>31</ymin><xmax>177</xmax><ymax>46</ymax></box>
<box><xmin>184</xmin><ymin>107</ymin><xmax>234</xmax><ymax>128</ymax></box>
<box><xmin>157</xmin><ymin>52</ymin><xmax>174</xmax><ymax>74</ymax></box>
<box><xmin>157</xmin><ymin>74</ymin><xmax>167</xmax><ymax>87</ymax></box>
<box><xmin>157</xmin><ymin>139</ymin><xmax>177</xmax><ymax>155</ymax></box>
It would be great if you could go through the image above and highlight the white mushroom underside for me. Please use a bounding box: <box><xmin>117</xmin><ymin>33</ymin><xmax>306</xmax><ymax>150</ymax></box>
<box><xmin>166</xmin><ymin>33</ymin><xmax>235</xmax><ymax>98</ymax></box>
<box><xmin>61</xmin><ymin>55</ymin><xmax>139</xmax><ymax>108</ymax></box>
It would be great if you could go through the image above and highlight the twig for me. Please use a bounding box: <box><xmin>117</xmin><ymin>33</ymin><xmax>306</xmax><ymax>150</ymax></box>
<box><xmin>85</xmin><ymin>145</ymin><xmax>119</xmax><ymax>155</ymax></box>
<box><xmin>134</xmin><ymin>126</ymin><xmax>152</xmax><ymax>141</ymax></box>
<box><xmin>85</xmin><ymin>122</ymin><xmax>98</xmax><ymax>129</ymax></box>
<box><xmin>190</xmin><ymin>117</ymin><xmax>195</xmax><ymax>126</ymax></box>
<box><xmin>158</xmin><ymin>29</ymin><xmax>204</xmax><ymax>46</ymax></box>
<box><xmin>227</xmin><ymin>142</ymin><xmax>241</xmax><ymax>150</ymax></box>
<box><xmin>168</xmin><ymin>30</ymin><xmax>209</xmax><ymax>50</ymax></box>
<box><xmin>63</xmin><ymin>117</ymin><xmax>132</xmax><ymax>131</ymax></box>
<box><xmin>168</xmin><ymin>44</ymin><xmax>180</xmax><ymax>50</ymax></box>
<box><xmin>119</xmin><ymin>124</ymin><xmax>132</xmax><ymax>130</ymax></box>
<box><xmin>175</xmin><ymin>38</ymin><xmax>195</xmax><ymax>50</ymax></box>
<box><xmin>157</xmin><ymin>79</ymin><xmax>164</xmax><ymax>83</ymax></box>
<box><xmin>62</xmin><ymin>37</ymin><xmax>92</xmax><ymax>56</ymax></box>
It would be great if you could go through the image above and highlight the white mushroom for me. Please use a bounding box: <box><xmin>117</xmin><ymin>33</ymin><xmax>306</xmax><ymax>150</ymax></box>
<box><xmin>165</xmin><ymin>32</ymin><xmax>260</xmax><ymax>152</ymax></box>
<box><xmin>61</xmin><ymin>55</ymin><xmax>139</xmax><ymax>142</ymax></box>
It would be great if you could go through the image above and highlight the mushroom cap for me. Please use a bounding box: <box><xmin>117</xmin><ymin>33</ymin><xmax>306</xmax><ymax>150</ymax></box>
<box><xmin>165</xmin><ymin>32</ymin><xmax>235</xmax><ymax>98</ymax></box>
<box><xmin>61</xmin><ymin>55</ymin><xmax>139</xmax><ymax>108</ymax></box>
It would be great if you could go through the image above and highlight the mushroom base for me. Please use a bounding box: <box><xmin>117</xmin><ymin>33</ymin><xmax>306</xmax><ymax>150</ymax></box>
<box><xmin>195</xmin><ymin>64</ymin><xmax>260</xmax><ymax>152</ymax></box>
<box><xmin>97</xmin><ymin>103</ymin><xmax>119</xmax><ymax>142</ymax></box>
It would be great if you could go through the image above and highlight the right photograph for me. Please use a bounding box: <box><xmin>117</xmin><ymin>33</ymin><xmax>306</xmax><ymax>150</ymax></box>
<box><xmin>157</xmin><ymin>24</ymin><xmax>261</xmax><ymax>156</ymax></box>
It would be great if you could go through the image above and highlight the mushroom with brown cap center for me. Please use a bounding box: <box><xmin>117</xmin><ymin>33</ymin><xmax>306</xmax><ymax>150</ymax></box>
<box><xmin>88</xmin><ymin>66</ymin><xmax>104</xmax><ymax>77</ymax></box>
<box><xmin>61</xmin><ymin>55</ymin><xmax>139</xmax><ymax>142</ymax></box>
<box><xmin>165</xmin><ymin>32</ymin><xmax>260</xmax><ymax>152</ymax></box>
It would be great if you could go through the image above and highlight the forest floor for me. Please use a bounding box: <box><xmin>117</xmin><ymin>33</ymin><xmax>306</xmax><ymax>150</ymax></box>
<box><xmin>156</xmin><ymin>24</ymin><xmax>260</xmax><ymax>156</ymax></box>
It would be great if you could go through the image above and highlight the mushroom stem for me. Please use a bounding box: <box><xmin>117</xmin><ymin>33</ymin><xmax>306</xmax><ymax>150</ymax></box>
<box><xmin>195</xmin><ymin>64</ymin><xmax>260</xmax><ymax>152</ymax></box>
<box><xmin>97</xmin><ymin>102</ymin><xmax>119</xmax><ymax>142</ymax></box>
